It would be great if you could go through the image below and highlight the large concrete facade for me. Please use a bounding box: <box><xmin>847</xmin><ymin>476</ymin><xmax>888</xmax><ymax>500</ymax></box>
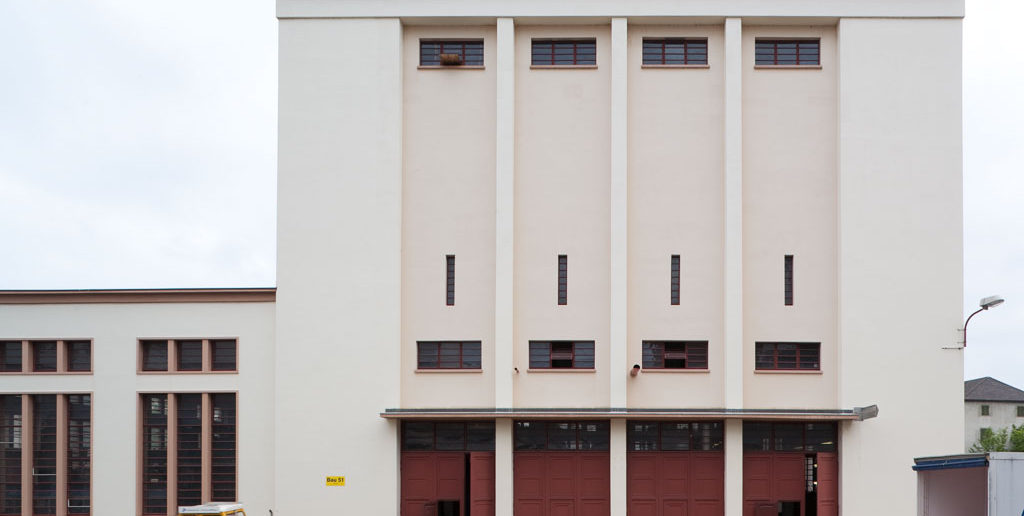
<box><xmin>0</xmin><ymin>1</ymin><xmax>965</xmax><ymax>515</ymax></box>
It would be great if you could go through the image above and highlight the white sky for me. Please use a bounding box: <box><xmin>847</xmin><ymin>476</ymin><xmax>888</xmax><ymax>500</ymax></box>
<box><xmin>0</xmin><ymin>1</ymin><xmax>1020</xmax><ymax>388</ymax></box>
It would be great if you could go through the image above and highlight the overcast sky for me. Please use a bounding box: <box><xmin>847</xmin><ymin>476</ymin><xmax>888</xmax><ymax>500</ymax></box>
<box><xmin>0</xmin><ymin>1</ymin><xmax>1020</xmax><ymax>388</ymax></box>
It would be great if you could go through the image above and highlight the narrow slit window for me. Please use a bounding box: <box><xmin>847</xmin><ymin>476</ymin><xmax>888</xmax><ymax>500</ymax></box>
<box><xmin>671</xmin><ymin>255</ymin><xmax>681</xmax><ymax>305</ymax></box>
<box><xmin>177</xmin><ymin>394</ymin><xmax>202</xmax><ymax>507</ymax></box>
<box><xmin>755</xmin><ymin>39</ymin><xmax>820</xmax><ymax>66</ymax></box>
<box><xmin>784</xmin><ymin>255</ymin><xmax>794</xmax><ymax>306</ymax></box>
<box><xmin>141</xmin><ymin>394</ymin><xmax>168</xmax><ymax>515</ymax></box>
<box><xmin>0</xmin><ymin>395</ymin><xmax>21</xmax><ymax>515</ymax></box>
<box><xmin>558</xmin><ymin>255</ymin><xmax>567</xmax><ymax>305</ymax></box>
<box><xmin>532</xmin><ymin>39</ymin><xmax>597</xmax><ymax>66</ymax></box>
<box><xmin>642</xmin><ymin>38</ymin><xmax>708</xmax><ymax>65</ymax></box>
<box><xmin>210</xmin><ymin>393</ymin><xmax>237</xmax><ymax>502</ymax></box>
<box><xmin>32</xmin><ymin>395</ymin><xmax>57</xmax><ymax>516</ymax></box>
<box><xmin>66</xmin><ymin>394</ymin><xmax>90</xmax><ymax>515</ymax></box>
<box><xmin>446</xmin><ymin>255</ymin><xmax>455</xmax><ymax>306</ymax></box>
<box><xmin>420</xmin><ymin>39</ymin><xmax>484</xmax><ymax>66</ymax></box>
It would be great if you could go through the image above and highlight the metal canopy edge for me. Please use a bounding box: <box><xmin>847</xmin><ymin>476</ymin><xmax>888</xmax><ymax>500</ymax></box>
<box><xmin>380</xmin><ymin>406</ymin><xmax>875</xmax><ymax>421</ymax></box>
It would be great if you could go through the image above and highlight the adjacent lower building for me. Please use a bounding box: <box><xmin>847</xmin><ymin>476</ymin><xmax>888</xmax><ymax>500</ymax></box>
<box><xmin>0</xmin><ymin>0</ymin><xmax>966</xmax><ymax>515</ymax></box>
<box><xmin>964</xmin><ymin>377</ymin><xmax>1024</xmax><ymax>451</ymax></box>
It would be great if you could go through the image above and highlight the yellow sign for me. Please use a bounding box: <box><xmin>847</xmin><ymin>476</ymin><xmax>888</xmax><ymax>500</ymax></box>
<box><xmin>326</xmin><ymin>476</ymin><xmax>346</xmax><ymax>486</ymax></box>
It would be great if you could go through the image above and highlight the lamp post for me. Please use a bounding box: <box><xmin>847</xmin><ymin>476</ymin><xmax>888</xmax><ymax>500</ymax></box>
<box><xmin>961</xmin><ymin>295</ymin><xmax>1005</xmax><ymax>348</ymax></box>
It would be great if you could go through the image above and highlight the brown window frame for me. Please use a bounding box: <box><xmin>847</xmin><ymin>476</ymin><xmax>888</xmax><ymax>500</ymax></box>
<box><xmin>754</xmin><ymin>342</ymin><xmax>820</xmax><ymax>371</ymax></box>
<box><xmin>0</xmin><ymin>340</ymin><xmax>93</xmax><ymax>375</ymax></box>
<box><xmin>642</xmin><ymin>38</ymin><xmax>708</xmax><ymax>66</ymax></box>
<box><xmin>416</xmin><ymin>341</ymin><xmax>482</xmax><ymax>370</ymax></box>
<box><xmin>138</xmin><ymin>339</ymin><xmax>239</xmax><ymax>374</ymax></box>
<box><xmin>138</xmin><ymin>392</ymin><xmax>237</xmax><ymax>516</ymax></box>
<box><xmin>528</xmin><ymin>341</ymin><xmax>595</xmax><ymax>370</ymax></box>
<box><xmin>641</xmin><ymin>341</ymin><xmax>708</xmax><ymax>370</ymax></box>
<box><xmin>531</xmin><ymin>39</ymin><xmax>597</xmax><ymax>67</ymax></box>
<box><xmin>419</xmin><ymin>39</ymin><xmax>485</xmax><ymax>67</ymax></box>
<box><xmin>754</xmin><ymin>38</ymin><xmax>821</xmax><ymax>66</ymax></box>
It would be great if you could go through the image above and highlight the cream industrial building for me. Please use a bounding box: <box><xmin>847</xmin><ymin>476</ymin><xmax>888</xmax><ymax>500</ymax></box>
<box><xmin>0</xmin><ymin>0</ymin><xmax>965</xmax><ymax>515</ymax></box>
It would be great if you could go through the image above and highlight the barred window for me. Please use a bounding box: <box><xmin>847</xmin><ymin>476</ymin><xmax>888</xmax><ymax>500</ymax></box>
<box><xmin>755</xmin><ymin>342</ymin><xmax>820</xmax><ymax>370</ymax></box>
<box><xmin>532</xmin><ymin>39</ymin><xmax>596</xmax><ymax>66</ymax></box>
<box><xmin>642</xmin><ymin>341</ymin><xmax>708</xmax><ymax>370</ymax></box>
<box><xmin>416</xmin><ymin>341</ymin><xmax>482</xmax><ymax>370</ymax></box>
<box><xmin>529</xmin><ymin>341</ymin><xmax>594</xmax><ymax>369</ymax></box>
<box><xmin>420</xmin><ymin>40</ymin><xmax>484</xmax><ymax>66</ymax></box>
<box><xmin>755</xmin><ymin>39</ymin><xmax>820</xmax><ymax>66</ymax></box>
<box><xmin>642</xmin><ymin>38</ymin><xmax>708</xmax><ymax>65</ymax></box>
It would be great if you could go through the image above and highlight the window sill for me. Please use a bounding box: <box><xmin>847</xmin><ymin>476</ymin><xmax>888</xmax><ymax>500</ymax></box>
<box><xmin>641</xmin><ymin>64</ymin><xmax>710</xmax><ymax>69</ymax></box>
<box><xmin>754</xmin><ymin>65</ymin><xmax>822</xmax><ymax>70</ymax></box>
<box><xmin>530</xmin><ymin>65</ymin><xmax>598</xmax><ymax>70</ymax></box>
<box><xmin>754</xmin><ymin>369</ymin><xmax>823</xmax><ymax>375</ymax></box>
<box><xmin>641</xmin><ymin>368</ymin><xmax>710</xmax><ymax>374</ymax></box>
<box><xmin>417</xmin><ymin>65</ymin><xmax>486</xmax><ymax>70</ymax></box>
<box><xmin>527</xmin><ymin>368</ymin><xmax>596</xmax><ymax>373</ymax></box>
<box><xmin>0</xmin><ymin>371</ymin><xmax>94</xmax><ymax>376</ymax></box>
<box><xmin>415</xmin><ymin>369</ymin><xmax>483</xmax><ymax>374</ymax></box>
<box><xmin>137</xmin><ymin>370</ymin><xmax>239</xmax><ymax>375</ymax></box>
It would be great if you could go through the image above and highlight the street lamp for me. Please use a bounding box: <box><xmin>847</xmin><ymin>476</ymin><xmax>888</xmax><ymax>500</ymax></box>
<box><xmin>961</xmin><ymin>295</ymin><xmax>1005</xmax><ymax>348</ymax></box>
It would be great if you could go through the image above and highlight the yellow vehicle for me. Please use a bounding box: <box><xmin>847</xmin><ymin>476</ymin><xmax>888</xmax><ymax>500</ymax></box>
<box><xmin>177</xmin><ymin>503</ymin><xmax>245</xmax><ymax>516</ymax></box>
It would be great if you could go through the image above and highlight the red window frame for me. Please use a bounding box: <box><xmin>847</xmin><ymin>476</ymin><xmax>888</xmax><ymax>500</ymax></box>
<box><xmin>416</xmin><ymin>341</ymin><xmax>482</xmax><ymax>370</ymax></box>
<box><xmin>531</xmin><ymin>39</ymin><xmax>597</xmax><ymax>66</ymax></box>
<box><xmin>641</xmin><ymin>341</ymin><xmax>708</xmax><ymax>370</ymax></box>
<box><xmin>528</xmin><ymin>341</ymin><xmax>595</xmax><ymax>369</ymax></box>
<box><xmin>419</xmin><ymin>39</ymin><xmax>485</xmax><ymax>66</ymax></box>
<box><xmin>754</xmin><ymin>342</ymin><xmax>820</xmax><ymax>371</ymax></box>
<box><xmin>642</xmin><ymin>38</ymin><xmax>709</xmax><ymax>65</ymax></box>
<box><xmin>754</xmin><ymin>39</ymin><xmax>820</xmax><ymax>66</ymax></box>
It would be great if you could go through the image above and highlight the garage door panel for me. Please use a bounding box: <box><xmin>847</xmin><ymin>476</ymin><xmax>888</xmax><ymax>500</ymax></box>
<box><xmin>663</xmin><ymin>499</ymin><xmax>688</xmax><ymax>516</ymax></box>
<box><xmin>692</xmin><ymin>500</ymin><xmax>722</xmax><ymax>516</ymax></box>
<box><xmin>630</xmin><ymin>499</ymin><xmax>657</xmax><ymax>516</ymax></box>
<box><xmin>515</xmin><ymin>455</ymin><xmax>547</xmax><ymax>498</ymax></box>
<box><xmin>550</xmin><ymin>499</ymin><xmax>575</xmax><ymax>516</ymax></box>
<box><xmin>515</xmin><ymin>500</ymin><xmax>544</xmax><ymax>516</ymax></box>
<box><xmin>579</xmin><ymin>499</ymin><xmax>609</xmax><ymax>516</ymax></box>
<box><xmin>742</xmin><ymin>455</ymin><xmax>772</xmax><ymax>500</ymax></box>
<box><xmin>516</xmin><ymin>452</ymin><xmax>610</xmax><ymax>516</ymax></box>
<box><xmin>772</xmin><ymin>454</ymin><xmax>805</xmax><ymax>502</ymax></box>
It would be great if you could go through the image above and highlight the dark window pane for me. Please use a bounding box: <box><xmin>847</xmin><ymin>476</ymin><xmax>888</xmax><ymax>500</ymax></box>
<box><xmin>33</xmin><ymin>395</ymin><xmax>57</xmax><ymax>515</ymax></box>
<box><xmin>439</xmin><ymin>342</ymin><xmax>461</xmax><ymax>369</ymax></box>
<box><xmin>0</xmin><ymin>341</ymin><xmax>21</xmax><ymax>372</ymax></box>
<box><xmin>176</xmin><ymin>340</ymin><xmax>202</xmax><ymax>371</ymax></box>
<box><xmin>467</xmin><ymin>422</ymin><xmax>495</xmax><ymax>451</ymax></box>
<box><xmin>693</xmin><ymin>422</ymin><xmax>724</xmax><ymax>451</ymax></box>
<box><xmin>211</xmin><ymin>340</ymin><xmax>237</xmax><ymax>371</ymax></box>
<box><xmin>579</xmin><ymin>421</ymin><xmax>609</xmax><ymax>451</ymax></box>
<box><xmin>755</xmin><ymin>343</ymin><xmax>775</xmax><ymax>370</ymax></box>
<box><xmin>32</xmin><ymin>342</ymin><xmax>57</xmax><ymax>373</ymax></box>
<box><xmin>661</xmin><ymin>422</ymin><xmax>691</xmax><ymax>451</ymax></box>
<box><xmin>628</xmin><ymin>422</ymin><xmax>659</xmax><ymax>451</ymax></box>
<box><xmin>774</xmin><ymin>423</ymin><xmax>804</xmax><ymax>452</ymax></box>
<box><xmin>776</xmin><ymin>343</ymin><xmax>798</xmax><ymax>369</ymax></box>
<box><xmin>529</xmin><ymin>342</ymin><xmax>550</xmax><ymax>369</ymax></box>
<box><xmin>176</xmin><ymin>394</ymin><xmax>202</xmax><ymax>506</ymax></box>
<box><xmin>435</xmin><ymin>423</ymin><xmax>466</xmax><ymax>451</ymax></box>
<box><xmin>743</xmin><ymin>422</ymin><xmax>772</xmax><ymax>451</ymax></box>
<box><xmin>533</xmin><ymin>39</ymin><xmax>596</xmax><ymax>66</ymax></box>
<box><xmin>210</xmin><ymin>393</ymin><xmax>236</xmax><ymax>501</ymax></box>
<box><xmin>446</xmin><ymin>255</ymin><xmax>455</xmax><ymax>306</ymax></box>
<box><xmin>462</xmin><ymin>342</ymin><xmax>482</xmax><ymax>369</ymax></box>
<box><xmin>798</xmin><ymin>344</ymin><xmax>820</xmax><ymax>370</ymax></box>
<box><xmin>67</xmin><ymin>394</ymin><xmax>91</xmax><ymax>513</ymax></box>
<box><xmin>805</xmin><ymin>423</ymin><xmax>836</xmax><ymax>452</ymax></box>
<box><xmin>420</xmin><ymin>40</ymin><xmax>484</xmax><ymax>66</ymax></box>
<box><xmin>573</xmin><ymin>342</ymin><xmax>594</xmax><ymax>369</ymax></box>
<box><xmin>418</xmin><ymin>342</ymin><xmax>439</xmax><ymax>369</ymax></box>
<box><xmin>547</xmin><ymin>422</ymin><xmax>577</xmax><ymax>450</ymax></box>
<box><xmin>642</xmin><ymin>341</ymin><xmax>663</xmax><ymax>368</ymax></box>
<box><xmin>403</xmin><ymin>422</ymin><xmax>434</xmax><ymax>451</ymax></box>
<box><xmin>66</xmin><ymin>341</ymin><xmax>90</xmax><ymax>372</ymax></box>
<box><xmin>514</xmin><ymin>421</ymin><xmax>546</xmax><ymax>450</ymax></box>
<box><xmin>141</xmin><ymin>394</ymin><xmax>168</xmax><ymax>515</ymax></box>
<box><xmin>141</xmin><ymin>340</ymin><xmax>168</xmax><ymax>371</ymax></box>
<box><xmin>0</xmin><ymin>395</ymin><xmax>22</xmax><ymax>514</ymax></box>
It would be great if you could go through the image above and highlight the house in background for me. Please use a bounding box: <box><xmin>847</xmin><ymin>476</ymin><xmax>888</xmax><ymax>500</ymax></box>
<box><xmin>965</xmin><ymin>377</ymin><xmax>1024</xmax><ymax>451</ymax></box>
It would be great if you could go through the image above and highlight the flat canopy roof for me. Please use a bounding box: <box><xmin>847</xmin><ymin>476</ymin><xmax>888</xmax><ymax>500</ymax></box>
<box><xmin>912</xmin><ymin>454</ymin><xmax>988</xmax><ymax>471</ymax></box>
<box><xmin>0</xmin><ymin>288</ymin><xmax>276</xmax><ymax>304</ymax></box>
<box><xmin>382</xmin><ymin>407</ymin><xmax>875</xmax><ymax>421</ymax></box>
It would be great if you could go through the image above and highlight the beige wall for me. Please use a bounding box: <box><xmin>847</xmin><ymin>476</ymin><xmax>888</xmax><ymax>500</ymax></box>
<box><xmin>276</xmin><ymin>17</ymin><xmax>404</xmax><ymax>516</ymax></box>
<box><xmin>0</xmin><ymin>301</ymin><xmax>276</xmax><ymax>516</ymax></box>
<box><xmin>837</xmin><ymin>17</ymin><xmax>964</xmax><ymax>516</ymax></box>
<box><xmin>513</xmin><ymin>25</ymin><xmax>612</xmax><ymax>408</ymax></box>
<box><xmin>741</xmin><ymin>25</ymin><xmax>838</xmax><ymax>409</ymax></box>
<box><xmin>401</xmin><ymin>25</ymin><xmax>497</xmax><ymax>408</ymax></box>
<box><xmin>626</xmin><ymin>24</ymin><xmax>726</xmax><ymax>408</ymax></box>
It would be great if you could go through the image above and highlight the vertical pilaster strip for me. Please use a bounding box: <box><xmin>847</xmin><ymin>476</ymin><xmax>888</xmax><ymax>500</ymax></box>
<box><xmin>609</xmin><ymin>16</ymin><xmax>630</xmax><ymax>516</ymax></box>
<box><xmin>56</xmin><ymin>395</ymin><xmax>67</xmax><ymax>516</ymax></box>
<box><xmin>609</xmin><ymin>17</ymin><xmax>628</xmax><ymax>409</ymax></box>
<box><xmin>494</xmin><ymin>16</ymin><xmax>515</xmax><ymax>411</ymax></box>
<box><xmin>723</xmin><ymin>18</ymin><xmax>745</xmax><ymax>516</ymax></box>
<box><xmin>494</xmin><ymin>18</ymin><xmax>516</xmax><ymax>516</ymax></box>
<box><xmin>494</xmin><ymin>419</ymin><xmax>513</xmax><ymax>516</ymax></box>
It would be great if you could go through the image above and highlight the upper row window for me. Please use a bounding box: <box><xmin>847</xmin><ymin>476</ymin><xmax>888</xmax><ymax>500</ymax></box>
<box><xmin>140</xmin><ymin>338</ymin><xmax>237</xmax><ymax>373</ymax></box>
<box><xmin>755</xmin><ymin>39</ymin><xmax>820</xmax><ymax>66</ymax></box>
<box><xmin>531</xmin><ymin>39</ymin><xmax>596</xmax><ymax>66</ymax></box>
<box><xmin>420</xmin><ymin>39</ymin><xmax>484</xmax><ymax>67</ymax></box>
<box><xmin>642</xmin><ymin>38</ymin><xmax>708</xmax><ymax>66</ymax></box>
<box><xmin>0</xmin><ymin>340</ymin><xmax>91</xmax><ymax>373</ymax></box>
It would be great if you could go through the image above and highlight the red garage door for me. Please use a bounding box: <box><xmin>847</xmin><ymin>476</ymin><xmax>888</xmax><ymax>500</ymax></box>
<box><xmin>627</xmin><ymin>421</ymin><xmax>725</xmax><ymax>516</ymax></box>
<box><xmin>401</xmin><ymin>421</ymin><xmax>496</xmax><ymax>516</ymax></box>
<box><xmin>742</xmin><ymin>422</ymin><xmax>838</xmax><ymax>516</ymax></box>
<box><xmin>514</xmin><ymin>421</ymin><xmax>610</xmax><ymax>516</ymax></box>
